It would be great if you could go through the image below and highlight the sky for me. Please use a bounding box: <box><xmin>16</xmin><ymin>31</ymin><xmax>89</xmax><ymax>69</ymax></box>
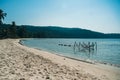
<box><xmin>0</xmin><ymin>0</ymin><xmax>120</xmax><ymax>33</ymax></box>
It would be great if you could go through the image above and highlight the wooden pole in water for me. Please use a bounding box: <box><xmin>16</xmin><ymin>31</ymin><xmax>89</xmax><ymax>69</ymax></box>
<box><xmin>91</xmin><ymin>42</ymin><xmax>95</xmax><ymax>50</ymax></box>
<box><xmin>95</xmin><ymin>42</ymin><xmax>97</xmax><ymax>51</ymax></box>
<box><xmin>73</xmin><ymin>41</ymin><xmax>81</xmax><ymax>53</ymax></box>
<box><xmin>73</xmin><ymin>41</ymin><xmax>76</xmax><ymax>53</ymax></box>
<box><xmin>78</xmin><ymin>42</ymin><xmax>81</xmax><ymax>52</ymax></box>
<box><xmin>88</xmin><ymin>42</ymin><xmax>91</xmax><ymax>53</ymax></box>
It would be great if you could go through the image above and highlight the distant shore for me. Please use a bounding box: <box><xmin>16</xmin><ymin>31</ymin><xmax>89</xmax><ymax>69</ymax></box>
<box><xmin>0</xmin><ymin>39</ymin><xmax>120</xmax><ymax>80</ymax></box>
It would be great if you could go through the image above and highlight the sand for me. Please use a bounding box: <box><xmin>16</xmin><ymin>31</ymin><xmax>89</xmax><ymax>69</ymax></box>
<box><xmin>0</xmin><ymin>39</ymin><xmax>120</xmax><ymax>80</ymax></box>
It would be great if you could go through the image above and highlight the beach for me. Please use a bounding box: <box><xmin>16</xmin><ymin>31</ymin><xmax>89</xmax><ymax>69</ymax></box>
<box><xmin>0</xmin><ymin>39</ymin><xmax>120</xmax><ymax>80</ymax></box>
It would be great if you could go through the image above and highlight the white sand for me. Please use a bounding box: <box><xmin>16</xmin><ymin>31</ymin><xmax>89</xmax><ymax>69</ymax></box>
<box><xmin>0</xmin><ymin>39</ymin><xmax>120</xmax><ymax>80</ymax></box>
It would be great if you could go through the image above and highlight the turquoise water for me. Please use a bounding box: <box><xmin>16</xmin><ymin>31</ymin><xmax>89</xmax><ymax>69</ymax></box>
<box><xmin>21</xmin><ymin>38</ymin><xmax>120</xmax><ymax>66</ymax></box>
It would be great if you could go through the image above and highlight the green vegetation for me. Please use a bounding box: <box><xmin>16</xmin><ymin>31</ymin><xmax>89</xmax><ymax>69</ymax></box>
<box><xmin>0</xmin><ymin>9</ymin><xmax>7</xmax><ymax>25</ymax></box>
<box><xmin>1</xmin><ymin>24</ymin><xmax>120</xmax><ymax>39</ymax></box>
<box><xmin>0</xmin><ymin>9</ymin><xmax>120</xmax><ymax>39</ymax></box>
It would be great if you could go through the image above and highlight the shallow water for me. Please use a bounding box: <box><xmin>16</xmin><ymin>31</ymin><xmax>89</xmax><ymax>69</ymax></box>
<box><xmin>21</xmin><ymin>38</ymin><xmax>120</xmax><ymax>66</ymax></box>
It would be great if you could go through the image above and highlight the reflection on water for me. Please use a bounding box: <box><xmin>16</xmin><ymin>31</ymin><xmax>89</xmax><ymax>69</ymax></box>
<box><xmin>21</xmin><ymin>38</ymin><xmax>120</xmax><ymax>66</ymax></box>
<box><xmin>58</xmin><ymin>41</ymin><xmax>97</xmax><ymax>58</ymax></box>
<box><xmin>74</xmin><ymin>47</ymin><xmax>97</xmax><ymax>58</ymax></box>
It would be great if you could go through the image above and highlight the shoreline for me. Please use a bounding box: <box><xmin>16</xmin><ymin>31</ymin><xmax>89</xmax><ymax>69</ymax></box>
<box><xmin>0</xmin><ymin>39</ymin><xmax>120</xmax><ymax>80</ymax></box>
<box><xmin>33</xmin><ymin>47</ymin><xmax>120</xmax><ymax>68</ymax></box>
<box><xmin>18</xmin><ymin>39</ymin><xmax>120</xmax><ymax>79</ymax></box>
<box><xmin>20</xmin><ymin>39</ymin><xmax>94</xmax><ymax>64</ymax></box>
<box><xmin>20</xmin><ymin>39</ymin><xmax>120</xmax><ymax>68</ymax></box>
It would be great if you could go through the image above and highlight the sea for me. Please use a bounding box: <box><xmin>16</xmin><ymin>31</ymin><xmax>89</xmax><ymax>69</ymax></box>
<box><xmin>21</xmin><ymin>38</ymin><xmax>120</xmax><ymax>67</ymax></box>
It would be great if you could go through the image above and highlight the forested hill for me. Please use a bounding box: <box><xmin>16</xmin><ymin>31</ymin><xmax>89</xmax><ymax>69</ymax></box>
<box><xmin>24</xmin><ymin>25</ymin><xmax>105</xmax><ymax>38</ymax></box>
<box><xmin>0</xmin><ymin>24</ymin><xmax>120</xmax><ymax>38</ymax></box>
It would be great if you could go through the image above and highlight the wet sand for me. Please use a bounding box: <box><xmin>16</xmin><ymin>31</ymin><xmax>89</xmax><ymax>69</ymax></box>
<box><xmin>0</xmin><ymin>39</ymin><xmax>120</xmax><ymax>80</ymax></box>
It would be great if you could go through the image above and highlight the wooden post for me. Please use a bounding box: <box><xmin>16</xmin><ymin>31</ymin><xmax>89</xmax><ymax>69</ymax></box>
<box><xmin>95</xmin><ymin>42</ymin><xmax>97</xmax><ymax>51</ymax></box>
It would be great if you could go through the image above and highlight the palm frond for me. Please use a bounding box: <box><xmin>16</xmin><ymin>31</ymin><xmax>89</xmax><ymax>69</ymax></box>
<box><xmin>1</xmin><ymin>15</ymin><xmax>4</xmax><ymax>20</ymax></box>
<box><xmin>4</xmin><ymin>13</ymin><xmax>7</xmax><ymax>16</ymax></box>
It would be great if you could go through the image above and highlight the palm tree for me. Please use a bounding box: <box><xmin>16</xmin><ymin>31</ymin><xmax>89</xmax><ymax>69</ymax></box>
<box><xmin>0</xmin><ymin>9</ymin><xmax>7</xmax><ymax>25</ymax></box>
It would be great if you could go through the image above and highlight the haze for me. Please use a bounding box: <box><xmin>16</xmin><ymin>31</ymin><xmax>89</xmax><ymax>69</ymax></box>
<box><xmin>0</xmin><ymin>0</ymin><xmax>120</xmax><ymax>33</ymax></box>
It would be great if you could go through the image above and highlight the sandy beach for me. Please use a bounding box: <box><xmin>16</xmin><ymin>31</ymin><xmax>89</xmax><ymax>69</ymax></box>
<box><xmin>0</xmin><ymin>39</ymin><xmax>120</xmax><ymax>80</ymax></box>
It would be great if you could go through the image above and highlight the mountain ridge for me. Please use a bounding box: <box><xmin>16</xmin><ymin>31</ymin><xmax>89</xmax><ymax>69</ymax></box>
<box><xmin>21</xmin><ymin>25</ymin><xmax>120</xmax><ymax>38</ymax></box>
<box><xmin>0</xmin><ymin>24</ymin><xmax>120</xmax><ymax>38</ymax></box>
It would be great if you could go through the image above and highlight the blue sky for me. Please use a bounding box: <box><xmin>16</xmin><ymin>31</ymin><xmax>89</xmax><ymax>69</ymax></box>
<box><xmin>0</xmin><ymin>0</ymin><xmax>120</xmax><ymax>33</ymax></box>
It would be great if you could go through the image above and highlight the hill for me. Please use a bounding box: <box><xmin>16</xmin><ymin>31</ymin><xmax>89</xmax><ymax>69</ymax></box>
<box><xmin>0</xmin><ymin>24</ymin><xmax>120</xmax><ymax>38</ymax></box>
<box><xmin>22</xmin><ymin>25</ymin><xmax>120</xmax><ymax>38</ymax></box>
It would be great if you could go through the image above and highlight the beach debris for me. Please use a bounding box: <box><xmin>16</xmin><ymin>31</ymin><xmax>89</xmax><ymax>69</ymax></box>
<box><xmin>19</xmin><ymin>78</ymin><xmax>25</xmax><ymax>80</ymax></box>
<box><xmin>46</xmin><ymin>76</ymin><xmax>50</xmax><ymax>79</ymax></box>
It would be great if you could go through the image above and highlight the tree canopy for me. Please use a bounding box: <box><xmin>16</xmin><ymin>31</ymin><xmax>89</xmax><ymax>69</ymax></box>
<box><xmin>0</xmin><ymin>9</ymin><xmax>7</xmax><ymax>25</ymax></box>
